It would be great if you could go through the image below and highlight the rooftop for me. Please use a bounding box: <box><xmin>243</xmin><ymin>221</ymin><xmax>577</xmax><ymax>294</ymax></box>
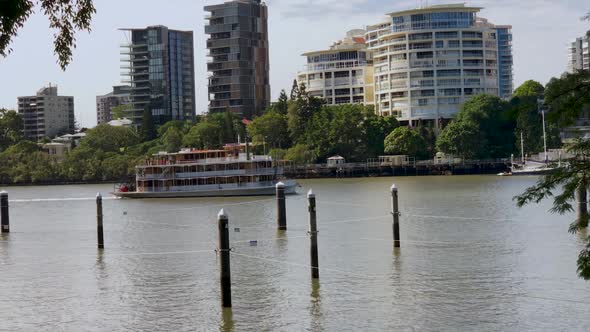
<box><xmin>387</xmin><ymin>3</ymin><xmax>482</xmax><ymax>17</ymax></box>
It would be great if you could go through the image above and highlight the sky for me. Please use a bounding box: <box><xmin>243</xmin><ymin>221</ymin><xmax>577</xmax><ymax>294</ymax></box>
<box><xmin>0</xmin><ymin>0</ymin><xmax>588</xmax><ymax>128</ymax></box>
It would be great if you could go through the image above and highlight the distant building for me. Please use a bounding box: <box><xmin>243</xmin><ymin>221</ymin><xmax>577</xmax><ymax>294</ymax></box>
<box><xmin>568</xmin><ymin>31</ymin><xmax>590</xmax><ymax>72</ymax></box>
<box><xmin>120</xmin><ymin>25</ymin><xmax>196</xmax><ymax>126</ymax></box>
<box><xmin>17</xmin><ymin>85</ymin><xmax>75</xmax><ymax>140</ymax></box>
<box><xmin>366</xmin><ymin>4</ymin><xmax>513</xmax><ymax>126</ymax></box>
<box><xmin>297</xmin><ymin>29</ymin><xmax>374</xmax><ymax>106</ymax></box>
<box><xmin>204</xmin><ymin>0</ymin><xmax>270</xmax><ymax>119</ymax></box>
<box><xmin>96</xmin><ymin>85</ymin><xmax>131</xmax><ymax>125</ymax></box>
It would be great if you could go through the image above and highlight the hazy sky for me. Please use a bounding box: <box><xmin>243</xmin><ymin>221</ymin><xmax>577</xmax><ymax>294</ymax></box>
<box><xmin>0</xmin><ymin>0</ymin><xmax>588</xmax><ymax>127</ymax></box>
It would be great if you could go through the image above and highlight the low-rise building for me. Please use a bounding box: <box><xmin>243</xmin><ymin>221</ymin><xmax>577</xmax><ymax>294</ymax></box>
<box><xmin>96</xmin><ymin>85</ymin><xmax>131</xmax><ymax>125</ymax></box>
<box><xmin>18</xmin><ymin>85</ymin><xmax>75</xmax><ymax>140</ymax></box>
<box><xmin>297</xmin><ymin>29</ymin><xmax>374</xmax><ymax>105</ymax></box>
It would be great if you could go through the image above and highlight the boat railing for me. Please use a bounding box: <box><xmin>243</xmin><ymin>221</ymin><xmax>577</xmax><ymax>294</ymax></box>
<box><xmin>140</xmin><ymin>155</ymin><xmax>273</xmax><ymax>167</ymax></box>
<box><xmin>138</xmin><ymin>167</ymin><xmax>283</xmax><ymax>180</ymax></box>
<box><xmin>143</xmin><ymin>181</ymin><xmax>279</xmax><ymax>193</ymax></box>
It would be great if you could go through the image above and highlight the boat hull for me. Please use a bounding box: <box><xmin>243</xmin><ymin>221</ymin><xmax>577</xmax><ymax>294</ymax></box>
<box><xmin>112</xmin><ymin>180</ymin><xmax>298</xmax><ymax>199</ymax></box>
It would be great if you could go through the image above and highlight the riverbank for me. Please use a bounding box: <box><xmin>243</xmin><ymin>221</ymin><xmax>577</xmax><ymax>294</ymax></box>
<box><xmin>284</xmin><ymin>160</ymin><xmax>510</xmax><ymax>178</ymax></box>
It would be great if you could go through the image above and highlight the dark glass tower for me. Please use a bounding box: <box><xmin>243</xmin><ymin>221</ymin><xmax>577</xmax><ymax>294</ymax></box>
<box><xmin>205</xmin><ymin>0</ymin><xmax>270</xmax><ymax>119</ymax></box>
<box><xmin>120</xmin><ymin>26</ymin><xmax>196</xmax><ymax>126</ymax></box>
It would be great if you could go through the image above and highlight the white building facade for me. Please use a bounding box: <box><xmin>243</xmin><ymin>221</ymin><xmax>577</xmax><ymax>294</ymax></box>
<box><xmin>18</xmin><ymin>85</ymin><xmax>75</xmax><ymax>140</ymax></box>
<box><xmin>366</xmin><ymin>4</ymin><xmax>513</xmax><ymax>126</ymax></box>
<box><xmin>297</xmin><ymin>30</ymin><xmax>374</xmax><ymax>106</ymax></box>
<box><xmin>568</xmin><ymin>32</ymin><xmax>590</xmax><ymax>72</ymax></box>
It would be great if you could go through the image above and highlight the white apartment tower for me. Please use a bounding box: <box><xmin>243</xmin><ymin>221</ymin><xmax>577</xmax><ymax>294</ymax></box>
<box><xmin>18</xmin><ymin>85</ymin><xmax>75</xmax><ymax>140</ymax></box>
<box><xmin>366</xmin><ymin>4</ymin><xmax>513</xmax><ymax>126</ymax></box>
<box><xmin>568</xmin><ymin>32</ymin><xmax>590</xmax><ymax>72</ymax></box>
<box><xmin>297</xmin><ymin>30</ymin><xmax>374</xmax><ymax>105</ymax></box>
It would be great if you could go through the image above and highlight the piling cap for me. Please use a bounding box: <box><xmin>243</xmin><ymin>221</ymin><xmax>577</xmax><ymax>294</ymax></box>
<box><xmin>307</xmin><ymin>189</ymin><xmax>315</xmax><ymax>198</ymax></box>
<box><xmin>96</xmin><ymin>192</ymin><xmax>102</xmax><ymax>198</ymax></box>
<box><xmin>0</xmin><ymin>190</ymin><xmax>6</xmax><ymax>195</ymax></box>
<box><xmin>276</xmin><ymin>181</ymin><xmax>285</xmax><ymax>188</ymax></box>
<box><xmin>218</xmin><ymin>208</ymin><xmax>228</xmax><ymax>219</ymax></box>
<box><xmin>390</xmin><ymin>184</ymin><xmax>398</xmax><ymax>193</ymax></box>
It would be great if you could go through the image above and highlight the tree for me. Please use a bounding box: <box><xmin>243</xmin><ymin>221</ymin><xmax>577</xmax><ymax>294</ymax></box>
<box><xmin>284</xmin><ymin>144</ymin><xmax>315</xmax><ymax>164</ymax></box>
<box><xmin>436</xmin><ymin>120</ymin><xmax>482</xmax><ymax>159</ymax></box>
<box><xmin>80</xmin><ymin>124</ymin><xmax>140</xmax><ymax>153</ymax></box>
<box><xmin>364</xmin><ymin>110</ymin><xmax>399</xmax><ymax>158</ymax></box>
<box><xmin>0</xmin><ymin>108</ymin><xmax>24</xmax><ymax>151</ymax></box>
<box><xmin>515</xmin><ymin>69</ymin><xmax>590</xmax><ymax>280</ymax></box>
<box><xmin>183</xmin><ymin>122</ymin><xmax>222</xmax><ymax>149</ymax></box>
<box><xmin>111</xmin><ymin>104</ymin><xmax>132</xmax><ymax>120</ymax></box>
<box><xmin>287</xmin><ymin>93</ymin><xmax>323</xmax><ymax>144</ymax></box>
<box><xmin>290</xmin><ymin>79</ymin><xmax>299</xmax><ymax>100</ymax></box>
<box><xmin>162</xmin><ymin>127</ymin><xmax>183</xmax><ymax>153</ymax></box>
<box><xmin>140</xmin><ymin>106</ymin><xmax>156</xmax><ymax>142</ymax></box>
<box><xmin>247</xmin><ymin>111</ymin><xmax>290</xmax><ymax>149</ymax></box>
<box><xmin>384</xmin><ymin>127</ymin><xmax>428</xmax><ymax>159</ymax></box>
<box><xmin>275</xmin><ymin>90</ymin><xmax>289</xmax><ymax>115</ymax></box>
<box><xmin>0</xmin><ymin>0</ymin><xmax>96</xmax><ymax>70</ymax></box>
<box><xmin>454</xmin><ymin>94</ymin><xmax>514</xmax><ymax>158</ymax></box>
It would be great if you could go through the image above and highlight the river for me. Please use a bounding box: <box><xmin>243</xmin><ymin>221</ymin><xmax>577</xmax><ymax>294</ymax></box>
<box><xmin>0</xmin><ymin>176</ymin><xmax>589</xmax><ymax>331</ymax></box>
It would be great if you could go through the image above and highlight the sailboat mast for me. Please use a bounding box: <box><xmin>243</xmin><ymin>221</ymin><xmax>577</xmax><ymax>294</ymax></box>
<box><xmin>520</xmin><ymin>131</ymin><xmax>524</xmax><ymax>164</ymax></box>
<box><xmin>542</xmin><ymin>109</ymin><xmax>548</xmax><ymax>163</ymax></box>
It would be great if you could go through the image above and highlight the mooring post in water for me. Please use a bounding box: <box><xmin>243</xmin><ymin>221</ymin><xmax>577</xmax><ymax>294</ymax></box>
<box><xmin>218</xmin><ymin>209</ymin><xmax>232</xmax><ymax>308</ymax></box>
<box><xmin>391</xmin><ymin>184</ymin><xmax>401</xmax><ymax>248</ymax></box>
<box><xmin>96</xmin><ymin>193</ymin><xmax>104</xmax><ymax>249</ymax></box>
<box><xmin>576</xmin><ymin>184</ymin><xmax>588</xmax><ymax>228</ymax></box>
<box><xmin>308</xmin><ymin>189</ymin><xmax>319</xmax><ymax>279</ymax></box>
<box><xmin>276</xmin><ymin>182</ymin><xmax>287</xmax><ymax>230</ymax></box>
<box><xmin>1</xmin><ymin>191</ymin><xmax>9</xmax><ymax>233</ymax></box>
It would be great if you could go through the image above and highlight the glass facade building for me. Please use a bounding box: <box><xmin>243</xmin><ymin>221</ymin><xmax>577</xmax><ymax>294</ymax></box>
<box><xmin>120</xmin><ymin>26</ymin><xmax>195</xmax><ymax>126</ymax></box>
<box><xmin>204</xmin><ymin>0</ymin><xmax>270</xmax><ymax>119</ymax></box>
<box><xmin>366</xmin><ymin>4</ymin><xmax>513</xmax><ymax>127</ymax></box>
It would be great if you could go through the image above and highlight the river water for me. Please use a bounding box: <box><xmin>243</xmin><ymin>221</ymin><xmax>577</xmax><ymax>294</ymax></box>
<box><xmin>1</xmin><ymin>176</ymin><xmax>589</xmax><ymax>331</ymax></box>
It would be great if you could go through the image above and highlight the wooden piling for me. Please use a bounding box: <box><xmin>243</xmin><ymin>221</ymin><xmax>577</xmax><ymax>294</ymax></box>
<box><xmin>276</xmin><ymin>182</ymin><xmax>287</xmax><ymax>230</ymax></box>
<box><xmin>308</xmin><ymin>189</ymin><xmax>319</xmax><ymax>279</ymax></box>
<box><xmin>96</xmin><ymin>193</ymin><xmax>104</xmax><ymax>249</ymax></box>
<box><xmin>218</xmin><ymin>209</ymin><xmax>232</xmax><ymax>307</ymax></box>
<box><xmin>391</xmin><ymin>184</ymin><xmax>401</xmax><ymax>248</ymax></box>
<box><xmin>1</xmin><ymin>191</ymin><xmax>9</xmax><ymax>233</ymax></box>
<box><xmin>576</xmin><ymin>184</ymin><xmax>589</xmax><ymax>228</ymax></box>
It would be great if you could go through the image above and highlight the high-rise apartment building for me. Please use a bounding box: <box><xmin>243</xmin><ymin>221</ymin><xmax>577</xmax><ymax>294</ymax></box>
<box><xmin>568</xmin><ymin>31</ymin><xmax>590</xmax><ymax>72</ymax></box>
<box><xmin>96</xmin><ymin>85</ymin><xmax>131</xmax><ymax>125</ymax></box>
<box><xmin>366</xmin><ymin>4</ymin><xmax>513</xmax><ymax>126</ymax></box>
<box><xmin>297</xmin><ymin>29</ymin><xmax>374</xmax><ymax>106</ymax></box>
<box><xmin>17</xmin><ymin>85</ymin><xmax>75</xmax><ymax>140</ymax></box>
<box><xmin>120</xmin><ymin>26</ymin><xmax>196</xmax><ymax>126</ymax></box>
<box><xmin>205</xmin><ymin>0</ymin><xmax>270</xmax><ymax>119</ymax></box>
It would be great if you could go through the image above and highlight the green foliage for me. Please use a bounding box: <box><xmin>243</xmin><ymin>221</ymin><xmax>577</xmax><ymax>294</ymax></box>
<box><xmin>0</xmin><ymin>108</ymin><xmax>24</xmax><ymax>151</ymax></box>
<box><xmin>287</xmin><ymin>93</ymin><xmax>323</xmax><ymax>144</ymax></box>
<box><xmin>544</xmin><ymin>71</ymin><xmax>590</xmax><ymax>127</ymax></box>
<box><xmin>513</xmin><ymin>80</ymin><xmax>544</xmax><ymax>97</ymax></box>
<box><xmin>384</xmin><ymin>127</ymin><xmax>428</xmax><ymax>159</ymax></box>
<box><xmin>268</xmin><ymin>148</ymin><xmax>287</xmax><ymax>161</ymax></box>
<box><xmin>141</xmin><ymin>107</ymin><xmax>157</xmax><ymax>142</ymax></box>
<box><xmin>0</xmin><ymin>0</ymin><xmax>96</xmax><ymax>70</ymax></box>
<box><xmin>162</xmin><ymin>127</ymin><xmax>183</xmax><ymax>153</ymax></box>
<box><xmin>436</xmin><ymin>121</ymin><xmax>481</xmax><ymax>159</ymax></box>
<box><xmin>183</xmin><ymin>122</ymin><xmax>222</xmax><ymax>149</ymax></box>
<box><xmin>284</xmin><ymin>144</ymin><xmax>315</xmax><ymax>164</ymax></box>
<box><xmin>275</xmin><ymin>90</ymin><xmax>289</xmax><ymax>115</ymax></box>
<box><xmin>445</xmin><ymin>94</ymin><xmax>515</xmax><ymax>158</ymax></box>
<box><xmin>515</xmin><ymin>69</ymin><xmax>590</xmax><ymax>280</ymax></box>
<box><xmin>111</xmin><ymin>104</ymin><xmax>132</xmax><ymax>120</ymax></box>
<box><xmin>290</xmin><ymin>79</ymin><xmax>299</xmax><ymax>100</ymax></box>
<box><xmin>247</xmin><ymin>111</ymin><xmax>290</xmax><ymax>149</ymax></box>
<box><xmin>81</xmin><ymin>124</ymin><xmax>140</xmax><ymax>153</ymax></box>
<box><xmin>207</xmin><ymin>111</ymin><xmax>245</xmax><ymax>145</ymax></box>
